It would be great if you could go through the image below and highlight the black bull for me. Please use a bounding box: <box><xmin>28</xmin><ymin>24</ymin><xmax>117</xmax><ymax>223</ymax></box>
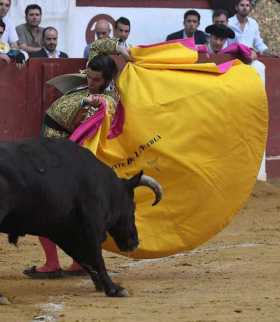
<box><xmin>0</xmin><ymin>138</ymin><xmax>162</xmax><ymax>300</ymax></box>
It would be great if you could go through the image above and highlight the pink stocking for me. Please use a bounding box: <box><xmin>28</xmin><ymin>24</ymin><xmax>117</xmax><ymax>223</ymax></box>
<box><xmin>37</xmin><ymin>236</ymin><xmax>61</xmax><ymax>272</ymax></box>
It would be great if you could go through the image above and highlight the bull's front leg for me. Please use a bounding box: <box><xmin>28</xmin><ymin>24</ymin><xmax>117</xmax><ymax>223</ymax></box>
<box><xmin>80</xmin><ymin>201</ymin><xmax>129</xmax><ymax>297</ymax></box>
<box><xmin>55</xmin><ymin>235</ymin><xmax>128</xmax><ymax>297</ymax></box>
<box><xmin>82</xmin><ymin>251</ymin><xmax>129</xmax><ymax>297</ymax></box>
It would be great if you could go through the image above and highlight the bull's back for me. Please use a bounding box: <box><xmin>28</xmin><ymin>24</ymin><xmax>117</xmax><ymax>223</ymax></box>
<box><xmin>0</xmin><ymin>138</ymin><xmax>115</xmax><ymax>190</ymax></box>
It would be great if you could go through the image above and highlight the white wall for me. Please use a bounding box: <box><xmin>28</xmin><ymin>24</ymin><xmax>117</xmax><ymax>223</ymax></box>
<box><xmin>66</xmin><ymin>4</ymin><xmax>213</xmax><ymax>57</ymax></box>
<box><xmin>10</xmin><ymin>0</ymin><xmax>212</xmax><ymax>57</ymax></box>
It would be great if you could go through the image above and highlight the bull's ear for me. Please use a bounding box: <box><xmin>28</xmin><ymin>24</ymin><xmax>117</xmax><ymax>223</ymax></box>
<box><xmin>127</xmin><ymin>170</ymin><xmax>143</xmax><ymax>189</ymax></box>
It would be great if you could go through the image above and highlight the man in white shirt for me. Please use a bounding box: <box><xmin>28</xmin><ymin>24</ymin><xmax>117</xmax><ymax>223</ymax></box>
<box><xmin>229</xmin><ymin>0</ymin><xmax>267</xmax><ymax>180</ymax></box>
<box><xmin>0</xmin><ymin>0</ymin><xmax>18</xmax><ymax>48</ymax></box>
<box><xmin>229</xmin><ymin>0</ymin><xmax>267</xmax><ymax>83</ymax></box>
<box><xmin>228</xmin><ymin>0</ymin><xmax>268</xmax><ymax>55</ymax></box>
<box><xmin>115</xmin><ymin>17</ymin><xmax>131</xmax><ymax>48</ymax></box>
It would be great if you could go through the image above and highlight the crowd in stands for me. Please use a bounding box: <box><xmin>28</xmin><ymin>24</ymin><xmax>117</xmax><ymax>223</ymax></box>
<box><xmin>0</xmin><ymin>0</ymin><xmax>274</xmax><ymax>71</ymax></box>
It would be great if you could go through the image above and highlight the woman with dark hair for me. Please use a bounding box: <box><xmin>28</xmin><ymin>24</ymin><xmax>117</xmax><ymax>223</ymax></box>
<box><xmin>24</xmin><ymin>41</ymin><xmax>130</xmax><ymax>278</ymax></box>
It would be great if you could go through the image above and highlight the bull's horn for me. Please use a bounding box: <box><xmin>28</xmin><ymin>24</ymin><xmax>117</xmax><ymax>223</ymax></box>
<box><xmin>138</xmin><ymin>175</ymin><xmax>163</xmax><ymax>206</ymax></box>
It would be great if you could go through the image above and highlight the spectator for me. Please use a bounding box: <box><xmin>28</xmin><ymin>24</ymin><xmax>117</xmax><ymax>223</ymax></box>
<box><xmin>0</xmin><ymin>0</ymin><xmax>18</xmax><ymax>48</ymax></box>
<box><xmin>228</xmin><ymin>0</ymin><xmax>268</xmax><ymax>55</ymax></box>
<box><xmin>115</xmin><ymin>16</ymin><xmax>131</xmax><ymax>47</ymax></box>
<box><xmin>83</xmin><ymin>19</ymin><xmax>111</xmax><ymax>58</ymax></box>
<box><xmin>166</xmin><ymin>10</ymin><xmax>207</xmax><ymax>45</ymax></box>
<box><xmin>205</xmin><ymin>24</ymin><xmax>235</xmax><ymax>54</ymax></box>
<box><xmin>0</xmin><ymin>19</ymin><xmax>26</xmax><ymax>67</ymax></box>
<box><xmin>207</xmin><ymin>9</ymin><xmax>230</xmax><ymax>47</ymax></box>
<box><xmin>16</xmin><ymin>4</ymin><xmax>44</xmax><ymax>54</ymax></box>
<box><xmin>30</xmin><ymin>27</ymin><xmax>68</xmax><ymax>58</ymax></box>
<box><xmin>0</xmin><ymin>18</ymin><xmax>10</xmax><ymax>63</ymax></box>
<box><xmin>212</xmin><ymin>9</ymin><xmax>229</xmax><ymax>26</ymax></box>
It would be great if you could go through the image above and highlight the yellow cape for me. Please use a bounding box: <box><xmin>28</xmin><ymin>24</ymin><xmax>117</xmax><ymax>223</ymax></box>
<box><xmin>82</xmin><ymin>42</ymin><xmax>268</xmax><ymax>258</ymax></box>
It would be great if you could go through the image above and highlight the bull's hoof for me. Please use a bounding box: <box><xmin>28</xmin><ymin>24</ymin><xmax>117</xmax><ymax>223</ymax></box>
<box><xmin>0</xmin><ymin>295</ymin><xmax>11</xmax><ymax>305</ymax></box>
<box><xmin>106</xmin><ymin>286</ymin><xmax>129</xmax><ymax>297</ymax></box>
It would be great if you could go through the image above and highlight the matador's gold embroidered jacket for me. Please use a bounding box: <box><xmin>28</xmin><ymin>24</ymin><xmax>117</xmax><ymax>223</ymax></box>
<box><xmin>43</xmin><ymin>38</ymin><xmax>120</xmax><ymax>139</ymax></box>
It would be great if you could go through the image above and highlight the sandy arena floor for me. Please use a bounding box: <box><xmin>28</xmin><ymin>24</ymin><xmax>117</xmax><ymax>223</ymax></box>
<box><xmin>0</xmin><ymin>180</ymin><xmax>280</xmax><ymax>322</ymax></box>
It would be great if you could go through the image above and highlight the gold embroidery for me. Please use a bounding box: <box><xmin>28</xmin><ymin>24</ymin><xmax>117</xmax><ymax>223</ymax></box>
<box><xmin>42</xmin><ymin>125</ymin><xmax>69</xmax><ymax>139</ymax></box>
<box><xmin>46</xmin><ymin>89</ymin><xmax>89</xmax><ymax>132</ymax></box>
<box><xmin>88</xmin><ymin>38</ymin><xmax>119</xmax><ymax>62</ymax></box>
<box><xmin>45</xmin><ymin>90</ymin><xmax>117</xmax><ymax>137</ymax></box>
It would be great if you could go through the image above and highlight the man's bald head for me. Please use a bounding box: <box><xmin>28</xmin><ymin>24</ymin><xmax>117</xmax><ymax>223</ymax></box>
<box><xmin>95</xmin><ymin>19</ymin><xmax>111</xmax><ymax>39</ymax></box>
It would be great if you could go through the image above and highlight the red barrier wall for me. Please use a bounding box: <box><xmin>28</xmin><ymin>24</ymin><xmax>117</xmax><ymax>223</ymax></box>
<box><xmin>0</xmin><ymin>57</ymin><xmax>279</xmax><ymax>178</ymax></box>
<box><xmin>260</xmin><ymin>57</ymin><xmax>280</xmax><ymax>178</ymax></box>
<box><xmin>0</xmin><ymin>58</ymin><xmax>86</xmax><ymax>139</ymax></box>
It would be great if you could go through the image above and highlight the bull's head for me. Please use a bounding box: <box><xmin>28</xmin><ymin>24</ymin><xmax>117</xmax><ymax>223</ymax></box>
<box><xmin>108</xmin><ymin>171</ymin><xmax>162</xmax><ymax>252</ymax></box>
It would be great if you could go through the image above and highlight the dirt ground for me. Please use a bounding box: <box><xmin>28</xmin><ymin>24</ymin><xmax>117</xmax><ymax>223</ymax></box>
<box><xmin>0</xmin><ymin>180</ymin><xmax>280</xmax><ymax>322</ymax></box>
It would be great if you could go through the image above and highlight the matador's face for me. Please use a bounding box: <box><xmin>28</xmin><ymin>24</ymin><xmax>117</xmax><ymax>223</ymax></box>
<box><xmin>86</xmin><ymin>69</ymin><xmax>106</xmax><ymax>94</ymax></box>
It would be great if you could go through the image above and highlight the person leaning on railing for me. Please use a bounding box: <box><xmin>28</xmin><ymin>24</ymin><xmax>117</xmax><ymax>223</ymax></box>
<box><xmin>0</xmin><ymin>19</ymin><xmax>26</xmax><ymax>68</ymax></box>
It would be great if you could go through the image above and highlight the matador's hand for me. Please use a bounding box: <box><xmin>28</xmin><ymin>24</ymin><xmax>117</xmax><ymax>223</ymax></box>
<box><xmin>82</xmin><ymin>95</ymin><xmax>102</xmax><ymax>108</ymax></box>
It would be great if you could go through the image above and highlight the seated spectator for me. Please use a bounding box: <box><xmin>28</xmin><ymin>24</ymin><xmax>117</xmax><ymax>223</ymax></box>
<box><xmin>114</xmin><ymin>16</ymin><xmax>131</xmax><ymax>47</ymax></box>
<box><xmin>205</xmin><ymin>24</ymin><xmax>235</xmax><ymax>54</ymax></box>
<box><xmin>205</xmin><ymin>9</ymin><xmax>230</xmax><ymax>47</ymax></box>
<box><xmin>204</xmin><ymin>22</ymin><xmax>265</xmax><ymax>85</ymax></box>
<box><xmin>212</xmin><ymin>9</ymin><xmax>229</xmax><ymax>26</ymax></box>
<box><xmin>83</xmin><ymin>19</ymin><xmax>111</xmax><ymax>59</ymax></box>
<box><xmin>0</xmin><ymin>18</ymin><xmax>10</xmax><ymax>63</ymax></box>
<box><xmin>228</xmin><ymin>0</ymin><xmax>268</xmax><ymax>55</ymax></box>
<box><xmin>0</xmin><ymin>19</ymin><xmax>26</xmax><ymax>67</ymax></box>
<box><xmin>0</xmin><ymin>0</ymin><xmax>18</xmax><ymax>48</ymax></box>
<box><xmin>204</xmin><ymin>23</ymin><xmax>254</xmax><ymax>66</ymax></box>
<box><xmin>30</xmin><ymin>27</ymin><xmax>68</xmax><ymax>58</ymax></box>
<box><xmin>166</xmin><ymin>10</ymin><xmax>207</xmax><ymax>45</ymax></box>
<box><xmin>16</xmin><ymin>4</ymin><xmax>44</xmax><ymax>54</ymax></box>
<box><xmin>228</xmin><ymin>0</ymin><xmax>268</xmax><ymax>83</ymax></box>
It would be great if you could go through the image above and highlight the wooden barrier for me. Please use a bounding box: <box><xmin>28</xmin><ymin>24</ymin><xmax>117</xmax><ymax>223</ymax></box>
<box><xmin>260</xmin><ymin>57</ymin><xmax>280</xmax><ymax>178</ymax></box>
<box><xmin>0</xmin><ymin>57</ymin><xmax>279</xmax><ymax>178</ymax></box>
<box><xmin>0</xmin><ymin>58</ymin><xmax>86</xmax><ymax>139</ymax></box>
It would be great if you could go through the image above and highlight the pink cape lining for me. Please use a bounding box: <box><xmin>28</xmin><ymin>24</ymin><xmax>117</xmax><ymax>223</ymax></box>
<box><xmin>217</xmin><ymin>60</ymin><xmax>235</xmax><ymax>73</ymax></box>
<box><xmin>107</xmin><ymin>101</ymin><xmax>125</xmax><ymax>139</ymax></box>
<box><xmin>69</xmin><ymin>99</ymin><xmax>124</xmax><ymax>144</ymax></box>
<box><xmin>137</xmin><ymin>38</ymin><xmax>233</xmax><ymax>72</ymax></box>
<box><xmin>221</xmin><ymin>43</ymin><xmax>252</xmax><ymax>61</ymax></box>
